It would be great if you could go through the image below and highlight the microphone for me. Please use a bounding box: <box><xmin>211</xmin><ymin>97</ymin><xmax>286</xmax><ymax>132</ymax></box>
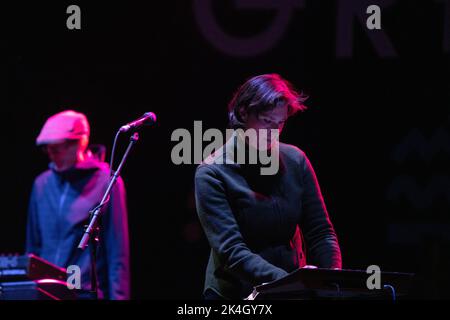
<box><xmin>120</xmin><ymin>112</ymin><xmax>157</xmax><ymax>132</ymax></box>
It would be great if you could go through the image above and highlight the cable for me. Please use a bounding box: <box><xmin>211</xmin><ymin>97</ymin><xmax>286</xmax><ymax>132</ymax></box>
<box><xmin>383</xmin><ymin>284</ymin><xmax>396</xmax><ymax>302</ymax></box>
<box><xmin>330</xmin><ymin>282</ymin><xmax>341</xmax><ymax>299</ymax></box>
<box><xmin>109</xmin><ymin>129</ymin><xmax>122</xmax><ymax>177</ymax></box>
<box><xmin>87</xmin><ymin>128</ymin><xmax>121</xmax><ymax>215</ymax></box>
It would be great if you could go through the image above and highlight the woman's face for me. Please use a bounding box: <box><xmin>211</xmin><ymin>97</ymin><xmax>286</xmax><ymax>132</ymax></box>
<box><xmin>243</xmin><ymin>104</ymin><xmax>288</xmax><ymax>149</ymax></box>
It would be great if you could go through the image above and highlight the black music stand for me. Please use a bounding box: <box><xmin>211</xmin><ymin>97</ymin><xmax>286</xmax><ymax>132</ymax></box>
<box><xmin>252</xmin><ymin>268</ymin><xmax>415</xmax><ymax>300</ymax></box>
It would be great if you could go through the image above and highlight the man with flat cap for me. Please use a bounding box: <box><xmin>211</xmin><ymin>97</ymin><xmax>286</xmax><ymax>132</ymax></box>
<box><xmin>26</xmin><ymin>110</ymin><xmax>130</xmax><ymax>300</ymax></box>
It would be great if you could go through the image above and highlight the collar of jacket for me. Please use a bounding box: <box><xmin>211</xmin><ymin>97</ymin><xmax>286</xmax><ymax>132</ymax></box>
<box><xmin>203</xmin><ymin>131</ymin><xmax>284</xmax><ymax>179</ymax></box>
<box><xmin>49</xmin><ymin>157</ymin><xmax>108</xmax><ymax>181</ymax></box>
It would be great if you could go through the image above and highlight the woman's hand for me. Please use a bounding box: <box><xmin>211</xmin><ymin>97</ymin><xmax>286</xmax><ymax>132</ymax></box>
<box><xmin>301</xmin><ymin>265</ymin><xmax>318</xmax><ymax>269</ymax></box>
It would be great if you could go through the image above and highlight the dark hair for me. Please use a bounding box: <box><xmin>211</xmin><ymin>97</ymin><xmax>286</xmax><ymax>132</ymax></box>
<box><xmin>228</xmin><ymin>73</ymin><xmax>308</xmax><ymax>129</ymax></box>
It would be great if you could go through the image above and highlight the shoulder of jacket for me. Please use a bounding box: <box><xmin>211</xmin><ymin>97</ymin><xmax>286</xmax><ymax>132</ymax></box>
<box><xmin>34</xmin><ymin>169</ymin><xmax>53</xmax><ymax>185</ymax></box>
<box><xmin>279</xmin><ymin>142</ymin><xmax>307</xmax><ymax>163</ymax></box>
<box><xmin>195</xmin><ymin>162</ymin><xmax>219</xmax><ymax>177</ymax></box>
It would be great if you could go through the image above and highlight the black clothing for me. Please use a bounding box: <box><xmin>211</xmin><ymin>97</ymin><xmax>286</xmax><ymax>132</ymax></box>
<box><xmin>195</xmin><ymin>134</ymin><xmax>341</xmax><ymax>299</ymax></box>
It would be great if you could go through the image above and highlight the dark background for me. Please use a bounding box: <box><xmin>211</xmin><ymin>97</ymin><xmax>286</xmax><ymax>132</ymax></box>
<box><xmin>2</xmin><ymin>1</ymin><xmax>450</xmax><ymax>299</ymax></box>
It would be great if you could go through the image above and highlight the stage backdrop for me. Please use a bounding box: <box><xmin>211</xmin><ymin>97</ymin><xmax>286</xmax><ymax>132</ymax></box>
<box><xmin>3</xmin><ymin>1</ymin><xmax>450</xmax><ymax>298</ymax></box>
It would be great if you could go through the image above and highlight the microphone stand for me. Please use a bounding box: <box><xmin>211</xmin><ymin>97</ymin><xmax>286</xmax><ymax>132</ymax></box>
<box><xmin>77</xmin><ymin>132</ymin><xmax>139</xmax><ymax>299</ymax></box>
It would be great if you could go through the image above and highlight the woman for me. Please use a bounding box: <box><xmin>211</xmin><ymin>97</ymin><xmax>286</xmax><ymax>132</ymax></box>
<box><xmin>195</xmin><ymin>74</ymin><xmax>342</xmax><ymax>299</ymax></box>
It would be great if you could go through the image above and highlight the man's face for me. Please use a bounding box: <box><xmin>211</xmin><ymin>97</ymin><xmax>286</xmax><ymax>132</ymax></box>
<box><xmin>244</xmin><ymin>104</ymin><xmax>288</xmax><ymax>149</ymax></box>
<box><xmin>45</xmin><ymin>140</ymin><xmax>81</xmax><ymax>169</ymax></box>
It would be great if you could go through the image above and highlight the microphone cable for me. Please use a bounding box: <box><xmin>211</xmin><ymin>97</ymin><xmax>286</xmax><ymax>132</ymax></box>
<box><xmin>383</xmin><ymin>284</ymin><xmax>396</xmax><ymax>302</ymax></box>
<box><xmin>109</xmin><ymin>129</ymin><xmax>122</xmax><ymax>177</ymax></box>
